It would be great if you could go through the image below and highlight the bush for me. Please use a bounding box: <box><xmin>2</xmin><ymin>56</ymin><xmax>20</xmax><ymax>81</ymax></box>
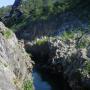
<box><xmin>23</xmin><ymin>80</ymin><xmax>34</xmax><ymax>90</ymax></box>
<box><xmin>61</xmin><ymin>31</ymin><xmax>75</xmax><ymax>40</ymax></box>
<box><xmin>76</xmin><ymin>38</ymin><xmax>90</xmax><ymax>48</ymax></box>
<box><xmin>85</xmin><ymin>61</ymin><xmax>90</xmax><ymax>74</ymax></box>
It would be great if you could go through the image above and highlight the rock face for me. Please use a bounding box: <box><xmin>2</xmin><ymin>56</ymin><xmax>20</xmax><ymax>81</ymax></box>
<box><xmin>0</xmin><ymin>22</ymin><xmax>33</xmax><ymax>90</ymax></box>
<box><xmin>25</xmin><ymin>33</ymin><xmax>90</xmax><ymax>90</ymax></box>
<box><xmin>48</xmin><ymin>38</ymin><xmax>90</xmax><ymax>90</ymax></box>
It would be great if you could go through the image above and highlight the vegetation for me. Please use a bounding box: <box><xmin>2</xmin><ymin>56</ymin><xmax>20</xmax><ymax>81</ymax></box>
<box><xmin>0</xmin><ymin>0</ymin><xmax>90</xmax><ymax>29</ymax></box>
<box><xmin>0</xmin><ymin>6</ymin><xmax>10</xmax><ymax>17</ymax></box>
<box><xmin>85</xmin><ymin>60</ymin><xmax>90</xmax><ymax>74</ymax></box>
<box><xmin>61</xmin><ymin>31</ymin><xmax>75</xmax><ymax>41</ymax></box>
<box><xmin>61</xmin><ymin>28</ymin><xmax>90</xmax><ymax>49</ymax></box>
<box><xmin>76</xmin><ymin>38</ymin><xmax>90</xmax><ymax>48</ymax></box>
<box><xmin>3</xmin><ymin>30</ymin><xmax>12</xmax><ymax>39</ymax></box>
<box><xmin>23</xmin><ymin>80</ymin><xmax>34</xmax><ymax>90</ymax></box>
<box><xmin>35</xmin><ymin>37</ymin><xmax>49</xmax><ymax>46</ymax></box>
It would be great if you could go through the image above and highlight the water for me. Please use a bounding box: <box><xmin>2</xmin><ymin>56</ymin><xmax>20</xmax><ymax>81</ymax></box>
<box><xmin>32</xmin><ymin>68</ymin><xmax>52</xmax><ymax>90</ymax></box>
<box><xmin>32</xmin><ymin>66</ymin><xmax>71</xmax><ymax>90</ymax></box>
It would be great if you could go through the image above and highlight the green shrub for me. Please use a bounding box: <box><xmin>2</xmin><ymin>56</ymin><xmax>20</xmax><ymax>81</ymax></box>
<box><xmin>61</xmin><ymin>31</ymin><xmax>75</xmax><ymax>40</ymax></box>
<box><xmin>85</xmin><ymin>61</ymin><xmax>90</xmax><ymax>74</ymax></box>
<box><xmin>76</xmin><ymin>38</ymin><xmax>90</xmax><ymax>48</ymax></box>
<box><xmin>61</xmin><ymin>29</ymin><xmax>90</xmax><ymax>48</ymax></box>
<box><xmin>23</xmin><ymin>80</ymin><xmax>34</xmax><ymax>90</ymax></box>
<box><xmin>75</xmin><ymin>29</ymin><xmax>90</xmax><ymax>48</ymax></box>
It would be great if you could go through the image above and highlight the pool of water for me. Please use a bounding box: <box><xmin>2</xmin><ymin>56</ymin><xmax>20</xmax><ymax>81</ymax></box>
<box><xmin>32</xmin><ymin>68</ymin><xmax>52</xmax><ymax>90</ymax></box>
<box><xmin>32</xmin><ymin>66</ymin><xmax>71</xmax><ymax>90</ymax></box>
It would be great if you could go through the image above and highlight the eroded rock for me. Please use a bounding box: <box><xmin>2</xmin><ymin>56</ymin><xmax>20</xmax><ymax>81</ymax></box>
<box><xmin>0</xmin><ymin>22</ymin><xmax>33</xmax><ymax>90</ymax></box>
<box><xmin>25</xmin><ymin>34</ymin><xmax>90</xmax><ymax>90</ymax></box>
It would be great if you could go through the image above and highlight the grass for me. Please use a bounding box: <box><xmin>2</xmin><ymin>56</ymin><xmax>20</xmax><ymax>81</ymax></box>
<box><xmin>35</xmin><ymin>37</ymin><xmax>49</xmax><ymax>46</ymax></box>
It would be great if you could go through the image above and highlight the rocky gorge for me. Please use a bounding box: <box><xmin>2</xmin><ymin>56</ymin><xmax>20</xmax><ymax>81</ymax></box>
<box><xmin>14</xmin><ymin>10</ymin><xmax>90</xmax><ymax>90</ymax></box>
<box><xmin>25</xmin><ymin>30</ymin><xmax>90</xmax><ymax>90</ymax></box>
<box><xmin>0</xmin><ymin>17</ymin><xmax>90</xmax><ymax>90</ymax></box>
<box><xmin>0</xmin><ymin>0</ymin><xmax>90</xmax><ymax>90</ymax></box>
<box><xmin>14</xmin><ymin>11</ymin><xmax>90</xmax><ymax>90</ymax></box>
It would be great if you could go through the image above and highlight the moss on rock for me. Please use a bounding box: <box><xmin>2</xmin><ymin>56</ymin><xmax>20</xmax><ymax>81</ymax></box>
<box><xmin>3</xmin><ymin>30</ymin><xmax>12</xmax><ymax>39</ymax></box>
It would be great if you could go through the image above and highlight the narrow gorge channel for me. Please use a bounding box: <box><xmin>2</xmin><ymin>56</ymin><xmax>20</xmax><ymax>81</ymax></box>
<box><xmin>32</xmin><ymin>67</ymin><xmax>71</xmax><ymax>90</ymax></box>
<box><xmin>32</xmin><ymin>62</ymin><xmax>72</xmax><ymax>90</ymax></box>
<box><xmin>27</xmin><ymin>47</ymin><xmax>72</xmax><ymax>90</ymax></box>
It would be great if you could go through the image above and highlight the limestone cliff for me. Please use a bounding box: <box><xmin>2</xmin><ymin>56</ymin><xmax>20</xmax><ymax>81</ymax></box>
<box><xmin>0</xmin><ymin>22</ymin><xmax>33</xmax><ymax>90</ymax></box>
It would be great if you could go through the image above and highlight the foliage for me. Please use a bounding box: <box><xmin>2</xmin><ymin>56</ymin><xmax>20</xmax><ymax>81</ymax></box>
<box><xmin>23</xmin><ymin>80</ymin><xmax>34</xmax><ymax>90</ymax></box>
<box><xmin>35</xmin><ymin>37</ymin><xmax>48</xmax><ymax>46</ymax></box>
<box><xmin>61</xmin><ymin>30</ymin><xmax>75</xmax><ymax>40</ymax></box>
<box><xmin>75</xmin><ymin>28</ymin><xmax>90</xmax><ymax>48</ymax></box>
<box><xmin>0</xmin><ymin>6</ymin><xmax>10</xmax><ymax>17</ymax></box>
<box><xmin>0</xmin><ymin>0</ymin><xmax>90</xmax><ymax>18</ymax></box>
<box><xmin>76</xmin><ymin>38</ymin><xmax>90</xmax><ymax>48</ymax></box>
<box><xmin>0</xmin><ymin>0</ymin><xmax>80</xmax><ymax>20</ymax></box>
<box><xmin>61</xmin><ymin>29</ymin><xmax>90</xmax><ymax>48</ymax></box>
<box><xmin>0</xmin><ymin>0</ymin><xmax>90</xmax><ymax>29</ymax></box>
<box><xmin>85</xmin><ymin>60</ymin><xmax>90</xmax><ymax>74</ymax></box>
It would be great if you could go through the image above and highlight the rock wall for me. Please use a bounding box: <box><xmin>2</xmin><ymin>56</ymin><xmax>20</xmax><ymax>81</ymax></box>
<box><xmin>48</xmin><ymin>38</ymin><xmax>90</xmax><ymax>90</ymax></box>
<box><xmin>0</xmin><ymin>22</ymin><xmax>33</xmax><ymax>90</ymax></box>
<box><xmin>25</xmin><ymin>33</ymin><xmax>90</xmax><ymax>90</ymax></box>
